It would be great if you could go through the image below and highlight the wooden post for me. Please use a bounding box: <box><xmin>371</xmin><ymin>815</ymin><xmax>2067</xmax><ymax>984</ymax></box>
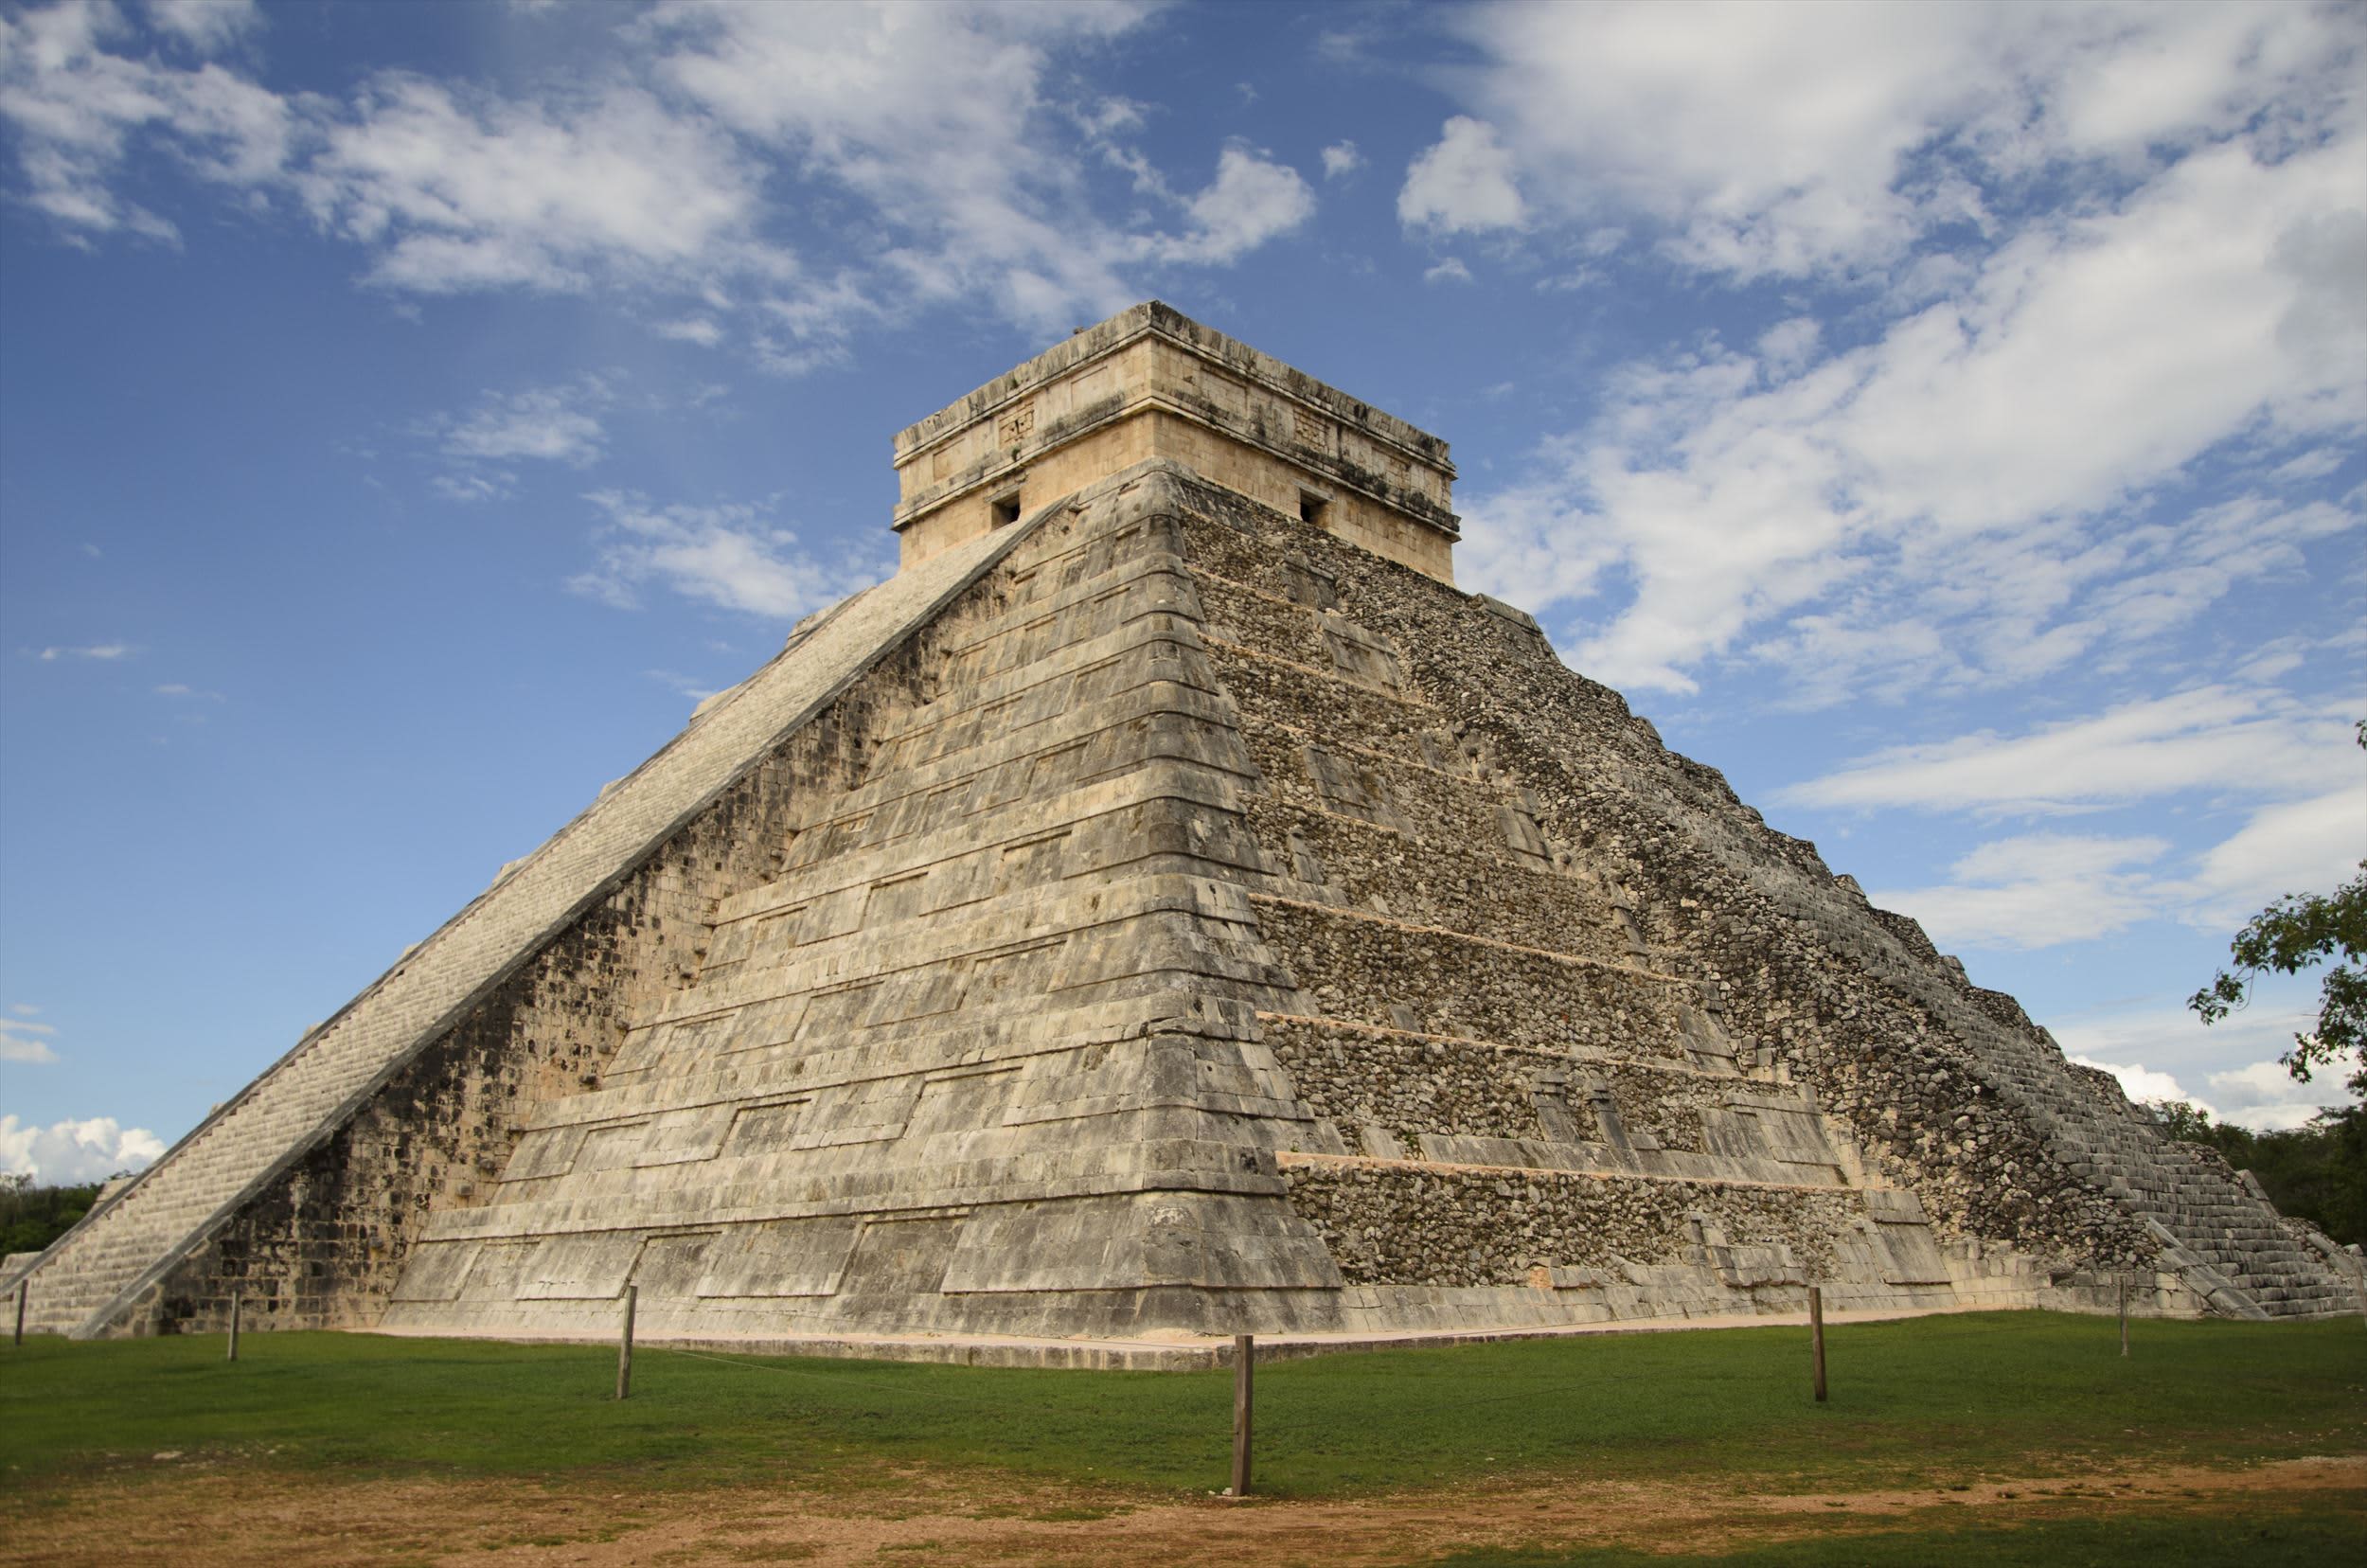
<box><xmin>1808</xmin><ymin>1286</ymin><xmax>1827</xmax><ymax>1402</ymax></box>
<box><xmin>226</xmin><ymin>1291</ymin><xmax>240</xmax><ymax>1363</ymax></box>
<box><xmin>12</xmin><ymin>1278</ymin><xmax>24</xmax><ymax>1347</ymax></box>
<box><xmin>1231</xmin><ymin>1334</ymin><xmax>1255</xmax><ymax>1497</ymax></box>
<box><xmin>2119</xmin><ymin>1275</ymin><xmax>2129</xmax><ymax>1358</ymax></box>
<box><xmin>615</xmin><ymin>1285</ymin><xmax>636</xmax><ymax>1400</ymax></box>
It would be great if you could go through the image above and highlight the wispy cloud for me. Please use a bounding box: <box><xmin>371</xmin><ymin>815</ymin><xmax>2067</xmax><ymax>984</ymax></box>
<box><xmin>430</xmin><ymin>472</ymin><xmax>514</xmax><ymax>505</ymax></box>
<box><xmin>144</xmin><ymin>0</ymin><xmax>263</xmax><ymax>58</ymax></box>
<box><xmin>299</xmin><ymin>76</ymin><xmax>774</xmax><ymax>297</ymax></box>
<box><xmin>0</xmin><ymin>1013</ymin><xmax>59</xmax><ymax>1064</ymax></box>
<box><xmin>1</xmin><ymin>0</ymin><xmax>1316</xmax><ymax>355</ymax></box>
<box><xmin>655</xmin><ymin>316</ymin><xmax>723</xmax><ymax>347</ymax></box>
<box><xmin>570</xmin><ymin>490</ymin><xmax>888</xmax><ymax>620</ymax></box>
<box><xmin>1410</xmin><ymin>3</ymin><xmax>2363</xmax><ymax>281</ymax></box>
<box><xmin>438</xmin><ymin>377</ymin><xmax>611</xmax><ymax>467</ymax></box>
<box><xmin>1779</xmin><ymin>688</ymin><xmax>2359</xmax><ymax>817</ymax></box>
<box><xmin>32</xmin><ymin>643</ymin><xmax>133</xmax><ymax>662</ymax></box>
<box><xmin>1442</xmin><ymin>3</ymin><xmax>2366</xmax><ymax>703</ymax></box>
<box><xmin>1870</xmin><ymin>833</ymin><xmax>2171</xmax><ymax>951</ymax></box>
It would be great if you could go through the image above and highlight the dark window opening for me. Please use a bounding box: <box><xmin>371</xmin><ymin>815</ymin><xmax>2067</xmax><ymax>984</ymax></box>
<box><xmin>991</xmin><ymin>492</ymin><xmax>1023</xmax><ymax>527</ymax></box>
<box><xmin>1300</xmin><ymin>490</ymin><xmax>1330</xmax><ymax>528</ymax></box>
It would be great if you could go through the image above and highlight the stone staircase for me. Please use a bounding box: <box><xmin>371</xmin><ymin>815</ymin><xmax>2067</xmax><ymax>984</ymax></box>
<box><xmin>1952</xmin><ymin>1001</ymin><xmax>2358</xmax><ymax>1318</ymax></box>
<box><xmin>7</xmin><ymin>1011</ymin><xmax>394</xmax><ymax>1335</ymax></box>
<box><xmin>1748</xmin><ymin>873</ymin><xmax>2359</xmax><ymax>1320</ymax></box>
<box><xmin>4</xmin><ymin>488</ymin><xmax>1064</xmax><ymax>1342</ymax></box>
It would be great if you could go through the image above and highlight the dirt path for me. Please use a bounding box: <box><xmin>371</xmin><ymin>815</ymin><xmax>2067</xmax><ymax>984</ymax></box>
<box><xmin>5</xmin><ymin>1455</ymin><xmax>2360</xmax><ymax>1566</ymax></box>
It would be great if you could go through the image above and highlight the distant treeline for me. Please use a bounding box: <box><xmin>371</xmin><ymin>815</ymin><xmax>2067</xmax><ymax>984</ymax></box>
<box><xmin>0</xmin><ymin>1176</ymin><xmax>107</xmax><ymax>1258</ymax></box>
<box><xmin>2152</xmin><ymin>1102</ymin><xmax>2366</xmax><ymax>1248</ymax></box>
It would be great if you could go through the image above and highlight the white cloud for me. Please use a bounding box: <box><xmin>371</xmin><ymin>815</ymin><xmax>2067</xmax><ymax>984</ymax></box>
<box><xmin>0</xmin><ymin>1015</ymin><xmax>59</xmax><ymax>1064</ymax></box>
<box><xmin>2205</xmin><ymin>1059</ymin><xmax>2355</xmax><ymax>1131</ymax></box>
<box><xmin>439</xmin><ymin>378</ymin><xmax>610</xmax><ymax>466</ymax></box>
<box><xmin>430</xmin><ymin>472</ymin><xmax>513</xmax><ymax>505</ymax></box>
<box><xmin>571</xmin><ymin>490</ymin><xmax>889</xmax><ymax>619</ymax></box>
<box><xmin>656</xmin><ymin>315</ymin><xmax>723</xmax><ymax>347</ymax></box>
<box><xmin>1321</xmin><ymin>139</ymin><xmax>1362</xmax><ymax>180</ymax></box>
<box><xmin>1157</xmin><ymin>144</ymin><xmax>1314</xmax><ymax>265</ymax></box>
<box><xmin>2070</xmin><ymin>1055</ymin><xmax>2210</xmax><ymax>1117</ymax></box>
<box><xmin>1397</xmin><ymin>116</ymin><xmax>1524</xmax><ymax>234</ymax></box>
<box><xmin>33</xmin><ymin>643</ymin><xmax>133</xmax><ymax>661</ymax></box>
<box><xmin>1447</xmin><ymin>5</ymin><xmax>2367</xmax><ymax>702</ymax></box>
<box><xmin>2180</xmin><ymin>791</ymin><xmax>2367</xmax><ymax>926</ymax></box>
<box><xmin>0</xmin><ymin>1114</ymin><xmax>165</xmax><ymax>1184</ymax></box>
<box><xmin>2271</xmin><ymin>447</ymin><xmax>2347</xmax><ymax>485</ymax></box>
<box><xmin>1777</xmin><ymin>688</ymin><xmax>2358</xmax><ymax>816</ymax></box>
<box><xmin>1467</xmin><ymin>157</ymin><xmax>2367</xmax><ymax>695</ymax></box>
<box><xmin>0</xmin><ymin>0</ymin><xmax>293</xmax><ymax>240</ymax></box>
<box><xmin>1826</xmin><ymin>694</ymin><xmax>2360</xmax><ymax>955</ymax></box>
<box><xmin>300</xmin><ymin>77</ymin><xmax>770</xmax><ymax>296</ymax></box>
<box><xmin>2053</xmin><ymin>996</ymin><xmax>2308</xmax><ymax>1077</ymax></box>
<box><xmin>648</xmin><ymin>0</ymin><xmax>1284</xmax><ymax>336</ymax></box>
<box><xmin>144</xmin><ymin>0</ymin><xmax>261</xmax><ymax>57</ymax></box>
<box><xmin>1430</xmin><ymin>1</ymin><xmax>2364</xmax><ymax>280</ymax></box>
<box><xmin>1756</xmin><ymin>317</ymin><xmax>1822</xmax><ymax>377</ymax></box>
<box><xmin>1858</xmin><ymin>791</ymin><xmax>2358</xmax><ymax>970</ymax></box>
<box><xmin>1</xmin><ymin>0</ymin><xmax>1315</xmax><ymax>348</ymax></box>
<box><xmin>1873</xmin><ymin>833</ymin><xmax>2170</xmax><ymax>951</ymax></box>
<box><xmin>2050</xmin><ymin>996</ymin><xmax>2358</xmax><ymax>1130</ymax></box>
<box><xmin>1422</xmin><ymin>257</ymin><xmax>1472</xmax><ymax>286</ymax></box>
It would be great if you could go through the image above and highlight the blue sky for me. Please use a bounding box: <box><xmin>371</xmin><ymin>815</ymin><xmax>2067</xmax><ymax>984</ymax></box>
<box><xmin>2</xmin><ymin>0</ymin><xmax>2361</xmax><ymax>1182</ymax></box>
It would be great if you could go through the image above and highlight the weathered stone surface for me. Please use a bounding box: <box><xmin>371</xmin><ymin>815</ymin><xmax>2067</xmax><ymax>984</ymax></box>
<box><xmin>10</xmin><ymin>304</ymin><xmax>2358</xmax><ymax>1351</ymax></box>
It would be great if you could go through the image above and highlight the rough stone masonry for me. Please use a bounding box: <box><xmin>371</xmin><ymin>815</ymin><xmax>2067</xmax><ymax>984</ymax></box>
<box><xmin>9</xmin><ymin>303</ymin><xmax>2359</xmax><ymax>1361</ymax></box>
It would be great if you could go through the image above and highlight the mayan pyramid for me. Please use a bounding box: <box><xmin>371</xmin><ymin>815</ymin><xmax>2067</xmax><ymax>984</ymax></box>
<box><xmin>11</xmin><ymin>304</ymin><xmax>2358</xmax><ymax>1357</ymax></box>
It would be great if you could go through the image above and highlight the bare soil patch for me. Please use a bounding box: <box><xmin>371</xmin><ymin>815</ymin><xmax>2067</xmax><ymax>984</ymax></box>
<box><xmin>4</xmin><ymin>1455</ymin><xmax>2359</xmax><ymax>1567</ymax></box>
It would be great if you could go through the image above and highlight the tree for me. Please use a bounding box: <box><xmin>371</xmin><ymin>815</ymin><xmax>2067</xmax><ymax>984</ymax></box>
<box><xmin>2188</xmin><ymin>859</ymin><xmax>2366</xmax><ymax>1097</ymax></box>
<box><xmin>2188</xmin><ymin>722</ymin><xmax>2367</xmax><ymax>1101</ymax></box>
<box><xmin>0</xmin><ymin>1174</ymin><xmax>106</xmax><ymax>1258</ymax></box>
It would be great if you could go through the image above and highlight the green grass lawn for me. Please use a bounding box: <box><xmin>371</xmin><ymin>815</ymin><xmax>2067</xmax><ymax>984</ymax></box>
<box><xmin>2</xmin><ymin>1311</ymin><xmax>2362</xmax><ymax>1503</ymax></box>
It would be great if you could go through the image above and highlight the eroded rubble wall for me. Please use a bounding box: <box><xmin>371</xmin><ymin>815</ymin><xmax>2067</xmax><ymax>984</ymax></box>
<box><xmin>1168</xmin><ymin>471</ymin><xmax>2357</xmax><ymax>1323</ymax></box>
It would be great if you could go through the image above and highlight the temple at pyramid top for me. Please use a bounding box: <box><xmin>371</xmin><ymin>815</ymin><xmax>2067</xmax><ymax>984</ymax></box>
<box><xmin>890</xmin><ymin>301</ymin><xmax>1460</xmax><ymax>581</ymax></box>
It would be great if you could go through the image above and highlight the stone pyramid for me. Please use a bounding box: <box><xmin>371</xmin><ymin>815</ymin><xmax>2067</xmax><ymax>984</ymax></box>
<box><xmin>12</xmin><ymin>304</ymin><xmax>2358</xmax><ymax>1358</ymax></box>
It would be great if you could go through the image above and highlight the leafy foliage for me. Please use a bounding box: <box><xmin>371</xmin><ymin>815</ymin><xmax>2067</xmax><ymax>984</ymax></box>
<box><xmin>0</xmin><ymin>1174</ymin><xmax>105</xmax><ymax>1259</ymax></box>
<box><xmin>2187</xmin><ymin>860</ymin><xmax>2367</xmax><ymax>1095</ymax></box>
